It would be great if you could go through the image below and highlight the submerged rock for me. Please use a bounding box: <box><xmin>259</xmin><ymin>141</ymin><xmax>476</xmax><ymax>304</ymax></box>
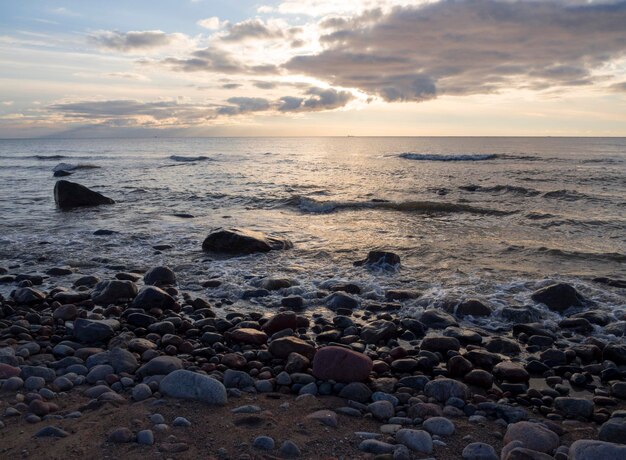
<box><xmin>54</xmin><ymin>180</ymin><xmax>114</xmax><ymax>209</ymax></box>
<box><xmin>202</xmin><ymin>228</ymin><xmax>292</xmax><ymax>254</ymax></box>
<box><xmin>354</xmin><ymin>251</ymin><xmax>401</xmax><ymax>267</ymax></box>
<box><xmin>531</xmin><ymin>283</ymin><xmax>585</xmax><ymax>312</ymax></box>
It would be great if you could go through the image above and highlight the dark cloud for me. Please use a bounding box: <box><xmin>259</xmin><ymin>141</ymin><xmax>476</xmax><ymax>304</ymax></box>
<box><xmin>221</xmin><ymin>19</ymin><xmax>284</xmax><ymax>42</ymax></box>
<box><xmin>278</xmin><ymin>87</ymin><xmax>354</xmax><ymax>111</ymax></box>
<box><xmin>217</xmin><ymin>97</ymin><xmax>270</xmax><ymax>115</ymax></box>
<box><xmin>286</xmin><ymin>0</ymin><xmax>626</xmax><ymax>101</ymax></box>
<box><xmin>162</xmin><ymin>47</ymin><xmax>279</xmax><ymax>74</ymax></box>
<box><xmin>222</xmin><ymin>83</ymin><xmax>242</xmax><ymax>89</ymax></box>
<box><xmin>90</xmin><ymin>30</ymin><xmax>178</xmax><ymax>52</ymax></box>
<box><xmin>610</xmin><ymin>81</ymin><xmax>626</xmax><ymax>92</ymax></box>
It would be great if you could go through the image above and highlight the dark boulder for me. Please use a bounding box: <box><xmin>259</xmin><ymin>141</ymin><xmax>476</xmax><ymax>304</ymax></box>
<box><xmin>132</xmin><ymin>286</ymin><xmax>178</xmax><ymax>311</ymax></box>
<box><xmin>202</xmin><ymin>228</ymin><xmax>292</xmax><ymax>255</ymax></box>
<box><xmin>531</xmin><ymin>283</ymin><xmax>585</xmax><ymax>312</ymax></box>
<box><xmin>354</xmin><ymin>251</ymin><xmax>401</xmax><ymax>268</ymax></box>
<box><xmin>143</xmin><ymin>266</ymin><xmax>177</xmax><ymax>286</ymax></box>
<box><xmin>54</xmin><ymin>180</ymin><xmax>114</xmax><ymax>209</ymax></box>
<box><xmin>456</xmin><ymin>299</ymin><xmax>492</xmax><ymax>317</ymax></box>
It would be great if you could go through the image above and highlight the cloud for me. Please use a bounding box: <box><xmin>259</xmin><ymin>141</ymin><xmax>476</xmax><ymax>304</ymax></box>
<box><xmin>161</xmin><ymin>47</ymin><xmax>279</xmax><ymax>74</ymax></box>
<box><xmin>278</xmin><ymin>87</ymin><xmax>354</xmax><ymax>111</ymax></box>
<box><xmin>90</xmin><ymin>30</ymin><xmax>186</xmax><ymax>52</ymax></box>
<box><xmin>197</xmin><ymin>17</ymin><xmax>223</xmax><ymax>30</ymax></box>
<box><xmin>222</xmin><ymin>83</ymin><xmax>242</xmax><ymax>89</ymax></box>
<box><xmin>285</xmin><ymin>0</ymin><xmax>626</xmax><ymax>102</ymax></box>
<box><xmin>610</xmin><ymin>81</ymin><xmax>626</xmax><ymax>92</ymax></box>
<box><xmin>217</xmin><ymin>97</ymin><xmax>271</xmax><ymax>115</ymax></box>
<box><xmin>221</xmin><ymin>19</ymin><xmax>284</xmax><ymax>42</ymax></box>
<box><xmin>106</xmin><ymin>72</ymin><xmax>150</xmax><ymax>81</ymax></box>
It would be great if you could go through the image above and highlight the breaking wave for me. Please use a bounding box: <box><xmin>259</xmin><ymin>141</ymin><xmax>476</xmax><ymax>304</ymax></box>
<box><xmin>460</xmin><ymin>184</ymin><xmax>541</xmax><ymax>196</ymax></box>
<box><xmin>169</xmin><ymin>155</ymin><xmax>214</xmax><ymax>162</ymax></box>
<box><xmin>399</xmin><ymin>153</ymin><xmax>498</xmax><ymax>161</ymax></box>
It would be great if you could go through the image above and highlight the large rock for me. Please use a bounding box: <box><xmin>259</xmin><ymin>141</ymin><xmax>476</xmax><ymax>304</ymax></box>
<box><xmin>354</xmin><ymin>251</ymin><xmax>401</xmax><ymax>267</ymax></box>
<box><xmin>569</xmin><ymin>440</ymin><xmax>626</xmax><ymax>460</ymax></box>
<box><xmin>12</xmin><ymin>287</ymin><xmax>46</xmax><ymax>305</ymax></box>
<box><xmin>132</xmin><ymin>286</ymin><xmax>177</xmax><ymax>311</ymax></box>
<box><xmin>554</xmin><ymin>397</ymin><xmax>594</xmax><ymax>419</ymax></box>
<box><xmin>73</xmin><ymin>318</ymin><xmax>120</xmax><ymax>344</ymax></box>
<box><xmin>159</xmin><ymin>370</ymin><xmax>227</xmax><ymax>405</ymax></box>
<box><xmin>312</xmin><ymin>346</ymin><xmax>372</xmax><ymax>382</ymax></box>
<box><xmin>91</xmin><ymin>280</ymin><xmax>137</xmax><ymax>305</ymax></box>
<box><xmin>462</xmin><ymin>442</ymin><xmax>498</xmax><ymax>460</ymax></box>
<box><xmin>226</xmin><ymin>328</ymin><xmax>268</xmax><ymax>345</ymax></box>
<box><xmin>262</xmin><ymin>312</ymin><xmax>297</xmax><ymax>335</ymax></box>
<box><xmin>493</xmin><ymin>361</ymin><xmax>530</xmax><ymax>383</ymax></box>
<box><xmin>503</xmin><ymin>421</ymin><xmax>559</xmax><ymax>453</ymax></box>
<box><xmin>360</xmin><ymin>320</ymin><xmax>397</xmax><ymax>344</ymax></box>
<box><xmin>424</xmin><ymin>378</ymin><xmax>469</xmax><ymax>402</ymax></box>
<box><xmin>143</xmin><ymin>266</ymin><xmax>177</xmax><ymax>286</ymax></box>
<box><xmin>136</xmin><ymin>356</ymin><xmax>183</xmax><ymax>377</ymax></box>
<box><xmin>202</xmin><ymin>228</ymin><xmax>292</xmax><ymax>254</ymax></box>
<box><xmin>269</xmin><ymin>336</ymin><xmax>316</xmax><ymax>360</ymax></box>
<box><xmin>419</xmin><ymin>310</ymin><xmax>458</xmax><ymax>329</ymax></box>
<box><xmin>395</xmin><ymin>429</ymin><xmax>433</xmax><ymax>453</ymax></box>
<box><xmin>109</xmin><ymin>347</ymin><xmax>139</xmax><ymax>374</ymax></box>
<box><xmin>456</xmin><ymin>299</ymin><xmax>492</xmax><ymax>317</ymax></box>
<box><xmin>531</xmin><ymin>283</ymin><xmax>585</xmax><ymax>312</ymax></box>
<box><xmin>599</xmin><ymin>417</ymin><xmax>626</xmax><ymax>444</ymax></box>
<box><xmin>54</xmin><ymin>180</ymin><xmax>114</xmax><ymax>209</ymax></box>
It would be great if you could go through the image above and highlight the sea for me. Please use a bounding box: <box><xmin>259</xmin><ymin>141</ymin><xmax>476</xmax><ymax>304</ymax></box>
<box><xmin>0</xmin><ymin>137</ymin><xmax>624</xmax><ymax>332</ymax></box>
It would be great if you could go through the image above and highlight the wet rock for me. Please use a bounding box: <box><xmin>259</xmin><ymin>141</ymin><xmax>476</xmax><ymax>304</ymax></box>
<box><xmin>419</xmin><ymin>310</ymin><xmax>458</xmax><ymax>329</ymax></box>
<box><xmin>143</xmin><ymin>266</ymin><xmax>177</xmax><ymax>286</ymax></box>
<box><xmin>360</xmin><ymin>320</ymin><xmax>397</xmax><ymax>344</ymax></box>
<box><xmin>493</xmin><ymin>361</ymin><xmax>530</xmax><ymax>382</ymax></box>
<box><xmin>54</xmin><ymin>180</ymin><xmax>115</xmax><ymax>209</ymax></box>
<box><xmin>456</xmin><ymin>299</ymin><xmax>492</xmax><ymax>317</ymax></box>
<box><xmin>569</xmin><ymin>440</ymin><xmax>626</xmax><ymax>459</ymax></box>
<box><xmin>226</xmin><ymin>328</ymin><xmax>268</xmax><ymax>345</ymax></box>
<box><xmin>462</xmin><ymin>442</ymin><xmax>498</xmax><ymax>460</ymax></box>
<box><xmin>504</xmin><ymin>421</ymin><xmax>559</xmax><ymax>453</ymax></box>
<box><xmin>269</xmin><ymin>336</ymin><xmax>316</xmax><ymax>360</ymax></box>
<box><xmin>483</xmin><ymin>337</ymin><xmax>521</xmax><ymax>355</ymax></box>
<box><xmin>52</xmin><ymin>304</ymin><xmax>77</xmax><ymax>321</ymax></box>
<box><xmin>604</xmin><ymin>344</ymin><xmax>626</xmax><ymax>365</ymax></box>
<box><xmin>354</xmin><ymin>250</ymin><xmax>401</xmax><ymax>268</ymax></box>
<box><xmin>285</xmin><ymin>352</ymin><xmax>310</xmax><ymax>373</ymax></box>
<box><xmin>262</xmin><ymin>312</ymin><xmax>297</xmax><ymax>335</ymax></box>
<box><xmin>312</xmin><ymin>346</ymin><xmax>372</xmax><ymax>382</ymax></box>
<box><xmin>395</xmin><ymin>429</ymin><xmax>433</xmax><ymax>453</ymax></box>
<box><xmin>159</xmin><ymin>370</ymin><xmax>227</xmax><ymax>405</ymax></box>
<box><xmin>91</xmin><ymin>280</ymin><xmax>137</xmax><ymax>305</ymax></box>
<box><xmin>424</xmin><ymin>378</ymin><xmax>469</xmax><ymax>402</ymax></box>
<box><xmin>202</xmin><ymin>228</ymin><xmax>292</xmax><ymax>254</ymax></box>
<box><xmin>132</xmin><ymin>286</ymin><xmax>177</xmax><ymax>311</ymax></box>
<box><xmin>531</xmin><ymin>283</ymin><xmax>585</xmax><ymax>312</ymax></box>
<box><xmin>258</xmin><ymin>277</ymin><xmax>293</xmax><ymax>290</ymax></box>
<box><xmin>13</xmin><ymin>287</ymin><xmax>46</xmax><ymax>305</ymax></box>
<box><xmin>386</xmin><ymin>289</ymin><xmax>421</xmax><ymax>301</ymax></box>
<box><xmin>326</xmin><ymin>292</ymin><xmax>359</xmax><ymax>310</ymax></box>
<box><xmin>421</xmin><ymin>336</ymin><xmax>460</xmax><ymax>353</ymax></box>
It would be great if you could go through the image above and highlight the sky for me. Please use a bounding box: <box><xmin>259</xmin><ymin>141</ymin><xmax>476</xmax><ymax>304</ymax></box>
<box><xmin>0</xmin><ymin>0</ymin><xmax>625</xmax><ymax>138</ymax></box>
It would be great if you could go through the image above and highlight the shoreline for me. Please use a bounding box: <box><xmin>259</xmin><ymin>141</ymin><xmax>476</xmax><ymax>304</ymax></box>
<box><xmin>1</xmin><ymin>256</ymin><xmax>625</xmax><ymax>459</ymax></box>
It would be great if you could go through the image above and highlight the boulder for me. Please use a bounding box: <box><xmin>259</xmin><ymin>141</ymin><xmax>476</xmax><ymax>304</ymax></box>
<box><xmin>91</xmin><ymin>280</ymin><xmax>137</xmax><ymax>305</ymax></box>
<box><xmin>269</xmin><ymin>336</ymin><xmax>316</xmax><ymax>360</ymax></box>
<box><xmin>12</xmin><ymin>287</ymin><xmax>46</xmax><ymax>305</ymax></box>
<box><xmin>360</xmin><ymin>320</ymin><xmax>397</xmax><ymax>344</ymax></box>
<box><xmin>202</xmin><ymin>228</ymin><xmax>292</xmax><ymax>254</ymax></box>
<box><xmin>136</xmin><ymin>356</ymin><xmax>183</xmax><ymax>377</ymax></box>
<box><xmin>531</xmin><ymin>283</ymin><xmax>585</xmax><ymax>312</ymax></box>
<box><xmin>354</xmin><ymin>251</ymin><xmax>401</xmax><ymax>267</ymax></box>
<box><xmin>503</xmin><ymin>421</ymin><xmax>559</xmax><ymax>453</ymax></box>
<box><xmin>73</xmin><ymin>318</ymin><xmax>119</xmax><ymax>344</ymax></box>
<box><xmin>599</xmin><ymin>417</ymin><xmax>626</xmax><ymax>444</ymax></box>
<box><xmin>143</xmin><ymin>266</ymin><xmax>177</xmax><ymax>286</ymax></box>
<box><xmin>54</xmin><ymin>180</ymin><xmax>114</xmax><ymax>209</ymax></box>
<box><xmin>132</xmin><ymin>286</ymin><xmax>177</xmax><ymax>311</ymax></box>
<box><xmin>569</xmin><ymin>440</ymin><xmax>626</xmax><ymax>460</ymax></box>
<box><xmin>226</xmin><ymin>328</ymin><xmax>268</xmax><ymax>345</ymax></box>
<box><xmin>456</xmin><ymin>299</ymin><xmax>492</xmax><ymax>317</ymax></box>
<box><xmin>312</xmin><ymin>346</ymin><xmax>373</xmax><ymax>382</ymax></box>
<box><xmin>262</xmin><ymin>312</ymin><xmax>297</xmax><ymax>335</ymax></box>
<box><xmin>424</xmin><ymin>378</ymin><xmax>469</xmax><ymax>402</ymax></box>
<box><xmin>159</xmin><ymin>370</ymin><xmax>227</xmax><ymax>405</ymax></box>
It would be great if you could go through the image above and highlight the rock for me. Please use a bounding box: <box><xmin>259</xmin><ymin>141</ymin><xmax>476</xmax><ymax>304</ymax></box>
<box><xmin>386</xmin><ymin>289</ymin><xmax>421</xmax><ymax>300</ymax></box>
<box><xmin>599</xmin><ymin>417</ymin><xmax>626</xmax><ymax>444</ymax></box>
<box><xmin>108</xmin><ymin>427</ymin><xmax>133</xmax><ymax>443</ymax></box>
<box><xmin>137</xmin><ymin>429</ymin><xmax>154</xmax><ymax>445</ymax></box>
<box><xmin>503</xmin><ymin>421</ymin><xmax>559</xmax><ymax>453</ymax></box>
<box><xmin>132</xmin><ymin>286</ymin><xmax>177</xmax><ymax>310</ymax></box>
<box><xmin>91</xmin><ymin>280</ymin><xmax>137</xmax><ymax>305</ymax></box>
<box><xmin>359</xmin><ymin>439</ymin><xmax>396</xmax><ymax>454</ymax></box>
<box><xmin>554</xmin><ymin>397</ymin><xmax>594</xmax><ymax>419</ymax></box>
<box><xmin>424</xmin><ymin>378</ymin><xmax>469</xmax><ymax>402</ymax></box>
<box><xmin>54</xmin><ymin>180</ymin><xmax>115</xmax><ymax>209</ymax></box>
<box><xmin>312</xmin><ymin>346</ymin><xmax>373</xmax><ymax>382</ymax></box>
<box><xmin>226</xmin><ymin>328</ymin><xmax>268</xmax><ymax>345</ymax></box>
<box><xmin>253</xmin><ymin>436</ymin><xmax>275</xmax><ymax>450</ymax></box>
<box><xmin>132</xmin><ymin>383</ymin><xmax>152</xmax><ymax>401</ymax></box>
<box><xmin>13</xmin><ymin>287</ymin><xmax>46</xmax><ymax>304</ymax></box>
<box><xmin>34</xmin><ymin>426</ymin><xmax>69</xmax><ymax>438</ymax></box>
<box><xmin>279</xmin><ymin>440</ymin><xmax>301</xmax><ymax>458</ymax></box>
<box><xmin>448</xmin><ymin>355</ymin><xmax>473</xmax><ymax>377</ymax></box>
<box><xmin>531</xmin><ymin>283</ymin><xmax>585</xmax><ymax>312</ymax></box>
<box><xmin>306</xmin><ymin>410</ymin><xmax>338</xmax><ymax>427</ymax></box>
<box><xmin>493</xmin><ymin>361</ymin><xmax>530</xmax><ymax>382</ymax></box>
<box><xmin>173</xmin><ymin>417</ymin><xmax>191</xmax><ymax>427</ymax></box>
<box><xmin>223</xmin><ymin>369</ymin><xmax>255</xmax><ymax>389</ymax></box>
<box><xmin>423</xmin><ymin>417</ymin><xmax>455</xmax><ymax>436</ymax></box>
<box><xmin>456</xmin><ymin>299</ymin><xmax>492</xmax><ymax>317</ymax></box>
<box><xmin>421</xmin><ymin>336</ymin><xmax>460</xmax><ymax>353</ymax></box>
<box><xmin>109</xmin><ymin>347</ymin><xmax>138</xmax><ymax>374</ymax></box>
<box><xmin>73</xmin><ymin>318</ymin><xmax>120</xmax><ymax>344</ymax></box>
<box><xmin>143</xmin><ymin>266</ymin><xmax>177</xmax><ymax>286</ymax></box>
<box><xmin>285</xmin><ymin>353</ymin><xmax>310</xmax><ymax>373</ymax></box>
<box><xmin>262</xmin><ymin>312</ymin><xmax>297</xmax><ymax>334</ymax></box>
<box><xmin>339</xmin><ymin>382</ymin><xmax>372</xmax><ymax>403</ymax></box>
<box><xmin>419</xmin><ymin>310</ymin><xmax>458</xmax><ymax>329</ymax></box>
<box><xmin>258</xmin><ymin>277</ymin><xmax>294</xmax><ymax>290</ymax></box>
<box><xmin>0</xmin><ymin>363</ymin><xmax>20</xmax><ymax>379</ymax></box>
<box><xmin>462</xmin><ymin>442</ymin><xmax>498</xmax><ymax>460</ymax></box>
<box><xmin>326</xmin><ymin>292</ymin><xmax>359</xmax><ymax>310</ymax></box>
<box><xmin>354</xmin><ymin>251</ymin><xmax>401</xmax><ymax>267</ymax></box>
<box><xmin>612</xmin><ymin>382</ymin><xmax>626</xmax><ymax>399</ymax></box>
<box><xmin>569</xmin><ymin>440</ymin><xmax>626</xmax><ymax>459</ymax></box>
<box><xmin>360</xmin><ymin>320</ymin><xmax>397</xmax><ymax>344</ymax></box>
<box><xmin>159</xmin><ymin>370</ymin><xmax>227</xmax><ymax>405</ymax></box>
<box><xmin>269</xmin><ymin>336</ymin><xmax>316</xmax><ymax>360</ymax></box>
<box><xmin>464</xmin><ymin>369</ymin><xmax>493</xmax><ymax>388</ymax></box>
<box><xmin>368</xmin><ymin>401</ymin><xmax>395</xmax><ymax>420</ymax></box>
<box><xmin>604</xmin><ymin>344</ymin><xmax>626</xmax><ymax>365</ymax></box>
<box><xmin>504</xmin><ymin>447</ymin><xmax>556</xmax><ymax>459</ymax></box>
<box><xmin>395</xmin><ymin>429</ymin><xmax>433</xmax><ymax>453</ymax></box>
<box><xmin>53</xmin><ymin>304</ymin><xmax>77</xmax><ymax>320</ymax></box>
<box><xmin>137</xmin><ymin>356</ymin><xmax>183</xmax><ymax>377</ymax></box>
<box><xmin>202</xmin><ymin>228</ymin><xmax>292</xmax><ymax>254</ymax></box>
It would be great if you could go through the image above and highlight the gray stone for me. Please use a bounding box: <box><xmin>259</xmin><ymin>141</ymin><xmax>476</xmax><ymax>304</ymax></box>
<box><xmin>109</xmin><ymin>347</ymin><xmax>138</xmax><ymax>374</ymax></box>
<box><xmin>173</xmin><ymin>417</ymin><xmax>191</xmax><ymax>427</ymax></box>
<box><xmin>279</xmin><ymin>440</ymin><xmax>301</xmax><ymax>458</ymax></box>
<box><xmin>13</xmin><ymin>287</ymin><xmax>46</xmax><ymax>305</ymax></box>
<box><xmin>423</xmin><ymin>417</ymin><xmax>455</xmax><ymax>436</ymax></box>
<box><xmin>554</xmin><ymin>397</ymin><xmax>594</xmax><ymax>419</ymax></box>
<box><xmin>159</xmin><ymin>370</ymin><xmax>227</xmax><ymax>405</ymax></box>
<box><xmin>73</xmin><ymin>318</ymin><xmax>120</xmax><ymax>344</ymax></box>
<box><xmin>424</xmin><ymin>378</ymin><xmax>469</xmax><ymax>402</ymax></box>
<box><xmin>132</xmin><ymin>383</ymin><xmax>152</xmax><ymax>401</ymax></box>
<box><xmin>86</xmin><ymin>364</ymin><xmax>114</xmax><ymax>384</ymax></box>
<box><xmin>569</xmin><ymin>440</ymin><xmax>626</xmax><ymax>459</ymax></box>
<box><xmin>143</xmin><ymin>266</ymin><xmax>177</xmax><ymax>286</ymax></box>
<box><xmin>462</xmin><ymin>442</ymin><xmax>498</xmax><ymax>460</ymax></box>
<box><xmin>395</xmin><ymin>429</ymin><xmax>433</xmax><ymax>453</ymax></box>
<box><xmin>137</xmin><ymin>429</ymin><xmax>154</xmax><ymax>445</ymax></box>
<box><xmin>253</xmin><ymin>436</ymin><xmax>275</xmax><ymax>450</ymax></box>
<box><xmin>339</xmin><ymin>382</ymin><xmax>372</xmax><ymax>403</ymax></box>
<box><xmin>223</xmin><ymin>369</ymin><xmax>255</xmax><ymax>389</ymax></box>
<box><xmin>91</xmin><ymin>280</ymin><xmax>137</xmax><ymax>305</ymax></box>
<box><xmin>108</xmin><ymin>427</ymin><xmax>133</xmax><ymax>443</ymax></box>
<box><xmin>136</xmin><ymin>355</ymin><xmax>182</xmax><ymax>377</ymax></box>
<box><xmin>359</xmin><ymin>439</ymin><xmax>396</xmax><ymax>454</ymax></box>
<box><xmin>503</xmin><ymin>421</ymin><xmax>559</xmax><ymax>453</ymax></box>
<box><xmin>368</xmin><ymin>400</ymin><xmax>395</xmax><ymax>420</ymax></box>
<box><xmin>34</xmin><ymin>426</ymin><xmax>69</xmax><ymax>438</ymax></box>
<box><xmin>599</xmin><ymin>417</ymin><xmax>626</xmax><ymax>444</ymax></box>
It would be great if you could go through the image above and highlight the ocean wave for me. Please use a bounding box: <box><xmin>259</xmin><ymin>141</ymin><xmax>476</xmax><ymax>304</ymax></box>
<box><xmin>508</xmin><ymin>245</ymin><xmax>626</xmax><ymax>263</ymax></box>
<box><xmin>169</xmin><ymin>155</ymin><xmax>214</xmax><ymax>162</ymax></box>
<box><xmin>52</xmin><ymin>162</ymin><xmax>101</xmax><ymax>172</ymax></box>
<box><xmin>399</xmin><ymin>153</ymin><xmax>498</xmax><ymax>161</ymax></box>
<box><xmin>542</xmin><ymin>189</ymin><xmax>594</xmax><ymax>201</ymax></box>
<box><xmin>287</xmin><ymin>196</ymin><xmax>513</xmax><ymax>216</ymax></box>
<box><xmin>460</xmin><ymin>184</ymin><xmax>541</xmax><ymax>196</ymax></box>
